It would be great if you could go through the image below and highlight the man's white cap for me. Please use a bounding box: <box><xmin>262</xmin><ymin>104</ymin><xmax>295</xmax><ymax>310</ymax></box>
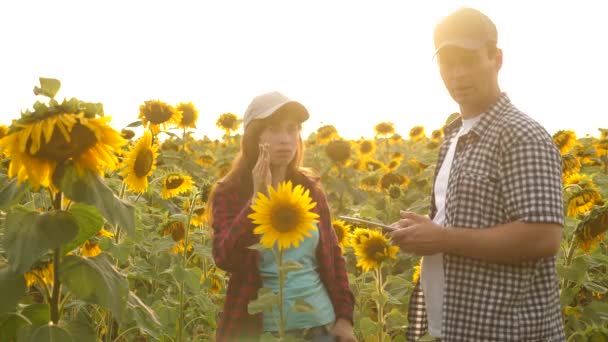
<box><xmin>243</xmin><ymin>91</ymin><xmax>309</xmax><ymax>129</ymax></box>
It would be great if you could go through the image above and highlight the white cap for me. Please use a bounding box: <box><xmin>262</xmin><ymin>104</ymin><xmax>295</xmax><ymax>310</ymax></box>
<box><xmin>243</xmin><ymin>91</ymin><xmax>309</xmax><ymax>129</ymax></box>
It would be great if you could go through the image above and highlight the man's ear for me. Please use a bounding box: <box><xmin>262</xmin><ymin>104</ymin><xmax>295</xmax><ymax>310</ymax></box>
<box><xmin>495</xmin><ymin>48</ymin><xmax>503</xmax><ymax>71</ymax></box>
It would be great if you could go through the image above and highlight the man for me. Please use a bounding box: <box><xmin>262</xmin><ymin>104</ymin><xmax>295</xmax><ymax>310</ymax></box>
<box><xmin>389</xmin><ymin>7</ymin><xmax>565</xmax><ymax>342</ymax></box>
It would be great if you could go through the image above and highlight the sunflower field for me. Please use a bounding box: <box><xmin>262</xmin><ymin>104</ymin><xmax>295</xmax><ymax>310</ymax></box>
<box><xmin>0</xmin><ymin>78</ymin><xmax>607</xmax><ymax>341</ymax></box>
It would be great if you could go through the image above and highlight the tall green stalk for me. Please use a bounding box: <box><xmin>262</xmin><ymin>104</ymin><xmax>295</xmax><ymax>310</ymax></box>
<box><xmin>375</xmin><ymin>267</ymin><xmax>385</xmax><ymax>342</ymax></box>
<box><xmin>50</xmin><ymin>192</ymin><xmax>63</xmax><ymax>324</ymax></box>
<box><xmin>277</xmin><ymin>248</ymin><xmax>286</xmax><ymax>339</ymax></box>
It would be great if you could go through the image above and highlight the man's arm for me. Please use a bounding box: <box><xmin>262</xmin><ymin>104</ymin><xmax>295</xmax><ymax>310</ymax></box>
<box><xmin>390</xmin><ymin>213</ymin><xmax>562</xmax><ymax>264</ymax></box>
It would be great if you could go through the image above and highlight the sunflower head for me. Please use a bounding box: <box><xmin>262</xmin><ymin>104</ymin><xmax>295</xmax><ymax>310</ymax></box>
<box><xmin>0</xmin><ymin>89</ymin><xmax>126</xmax><ymax>189</ymax></box>
<box><xmin>216</xmin><ymin>112</ymin><xmax>241</xmax><ymax>136</ymax></box>
<box><xmin>363</xmin><ymin>159</ymin><xmax>386</xmax><ymax>172</ymax></box>
<box><xmin>567</xmin><ymin>187</ymin><xmax>603</xmax><ymax>217</ymax></box>
<box><xmin>120</xmin><ymin>130</ymin><xmax>159</xmax><ymax>193</ymax></box>
<box><xmin>161</xmin><ymin>173</ymin><xmax>194</xmax><ymax>199</ymax></box>
<box><xmin>249</xmin><ymin>181</ymin><xmax>319</xmax><ymax>250</ymax></box>
<box><xmin>374</xmin><ymin>122</ymin><xmax>395</xmax><ymax>137</ymax></box>
<box><xmin>24</xmin><ymin>262</ymin><xmax>54</xmax><ymax>288</ymax></box>
<box><xmin>387</xmin><ymin>159</ymin><xmax>401</xmax><ymax>171</ymax></box>
<box><xmin>553</xmin><ymin>130</ymin><xmax>577</xmax><ymax>155</ymax></box>
<box><xmin>163</xmin><ymin>220</ymin><xmax>186</xmax><ymax>242</ymax></box>
<box><xmin>595</xmin><ymin>138</ymin><xmax>608</xmax><ymax>156</ymax></box>
<box><xmin>325</xmin><ymin>139</ymin><xmax>351</xmax><ymax>166</ymax></box>
<box><xmin>316</xmin><ymin>125</ymin><xmax>339</xmax><ymax>144</ymax></box>
<box><xmin>409</xmin><ymin>126</ymin><xmax>426</xmax><ymax>142</ymax></box>
<box><xmin>380</xmin><ymin>172</ymin><xmax>410</xmax><ymax>190</ymax></box>
<box><xmin>600</xmin><ymin>128</ymin><xmax>608</xmax><ymax>139</ymax></box>
<box><xmin>389</xmin><ymin>134</ymin><xmax>404</xmax><ymax>145</ymax></box>
<box><xmin>562</xmin><ymin>154</ymin><xmax>581</xmax><ymax>178</ymax></box>
<box><xmin>412</xmin><ymin>261</ymin><xmax>421</xmax><ymax>283</ymax></box>
<box><xmin>431</xmin><ymin>129</ymin><xmax>444</xmax><ymax>141</ymax></box>
<box><xmin>183</xmin><ymin>199</ymin><xmax>208</xmax><ymax>226</ymax></box>
<box><xmin>139</xmin><ymin>100</ymin><xmax>182</xmax><ymax>134</ymax></box>
<box><xmin>358</xmin><ymin>139</ymin><xmax>376</xmax><ymax>156</ymax></box>
<box><xmin>360</xmin><ymin>175</ymin><xmax>380</xmax><ymax>191</ymax></box>
<box><xmin>332</xmin><ymin>219</ymin><xmax>352</xmax><ymax>250</ymax></box>
<box><xmin>177</xmin><ymin>102</ymin><xmax>199</xmax><ymax>129</ymax></box>
<box><xmin>0</xmin><ymin>125</ymin><xmax>9</xmax><ymax>139</ymax></box>
<box><xmin>389</xmin><ymin>184</ymin><xmax>402</xmax><ymax>199</ymax></box>
<box><xmin>196</xmin><ymin>154</ymin><xmax>215</xmax><ymax>167</ymax></box>
<box><xmin>81</xmin><ymin>240</ymin><xmax>102</xmax><ymax>257</ymax></box>
<box><xmin>574</xmin><ymin>205</ymin><xmax>608</xmax><ymax>252</ymax></box>
<box><xmin>351</xmin><ymin>229</ymin><xmax>399</xmax><ymax>271</ymax></box>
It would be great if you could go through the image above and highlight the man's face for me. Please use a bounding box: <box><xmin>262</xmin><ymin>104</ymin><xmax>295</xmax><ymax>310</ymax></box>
<box><xmin>437</xmin><ymin>45</ymin><xmax>502</xmax><ymax>108</ymax></box>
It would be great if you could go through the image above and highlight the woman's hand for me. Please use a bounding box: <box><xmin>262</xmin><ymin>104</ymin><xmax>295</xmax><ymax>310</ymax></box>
<box><xmin>329</xmin><ymin>318</ymin><xmax>357</xmax><ymax>341</ymax></box>
<box><xmin>252</xmin><ymin>143</ymin><xmax>271</xmax><ymax>202</ymax></box>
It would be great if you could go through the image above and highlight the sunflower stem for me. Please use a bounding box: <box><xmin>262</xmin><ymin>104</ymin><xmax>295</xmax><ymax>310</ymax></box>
<box><xmin>278</xmin><ymin>247</ymin><xmax>286</xmax><ymax>339</ymax></box>
<box><xmin>375</xmin><ymin>267</ymin><xmax>385</xmax><ymax>342</ymax></box>
<box><xmin>562</xmin><ymin>233</ymin><xmax>579</xmax><ymax>290</ymax></box>
<box><xmin>50</xmin><ymin>191</ymin><xmax>63</xmax><ymax>324</ymax></box>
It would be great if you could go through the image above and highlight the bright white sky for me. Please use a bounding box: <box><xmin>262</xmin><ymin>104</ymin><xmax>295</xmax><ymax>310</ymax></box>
<box><xmin>1</xmin><ymin>1</ymin><xmax>606</xmax><ymax>140</ymax></box>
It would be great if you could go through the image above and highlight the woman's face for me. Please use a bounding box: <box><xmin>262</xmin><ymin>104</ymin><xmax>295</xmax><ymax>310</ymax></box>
<box><xmin>258</xmin><ymin>118</ymin><xmax>301</xmax><ymax>167</ymax></box>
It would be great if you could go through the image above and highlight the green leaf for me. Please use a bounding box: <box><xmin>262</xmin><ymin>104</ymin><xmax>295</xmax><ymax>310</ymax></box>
<box><xmin>54</xmin><ymin>162</ymin><xmax>135</xmax><ymax>236</ymax></box>
<box><xmin>0</xmin><ymin>179</ymin><xmax>27</xmax><ymax>211</ymax></box>
<box><xmin>125</xmin><ymin>120</ymin><xmax>142</xmax><ymax>128</ymax></box>
<box><xmin>0</xmin><ymin>313</ymin><xmax>29</xmax><ymax>341</ymax></box>
<box><xmin>20</xmin><ymin>304</ymin><xmax>49</xmax><ymax>325</ymax></box>
<box><xmin>171</xmin><ymin>266</ymin><xmax>201</xmax><ymax>293</ymax></box>
<box><xmin>126</xmin><ymin>292</ymin><xmax>161</xmax><ymax>339</ymax></box>
<box><xmin>358</xmin><ymin>317</ymin><xmax>377</xmax><ymax>337</ymax></box>
<box><xmin>60</xmin><ymin>254</ymin><xmax>129</xmax><ymax>321</ymax></box>
<box><xmin>26</xmin><ymin>324</ymin><xmax>73</xmax><ymax>342</ymax></box>
<box><xmin>583</xmin><ymin>282</ymin><xmax>608</xmax><ymax>294</ymax></box>
<box><xmin>291</xmin><ymin>298</ymin><xmax>314</xmax><ymax>313</ymax></box>
<box><xmin>62</xmin><ymin>320</ymin><xmax>96</xmax><ymax>342</ymax></box>
<box><xmin>4</xmin><ymin>207</ymin><xmax>79</xmax><ymax>274</ymax></box>
<box><xmin>247</xmin><ymin>288</ymin><xmax>278</xmax><ymax>315</ymax></box>
<box><xmin>557</xmin><ymin>257</ymin><xmax>588</xmax><ymax>284</ymax></box>
<box><xmin>62</xmin><ymin>203</ymin><xmax>105</xmax><ymax>254</ymax></box>
<box><xmin>0</xmin><ymin>268</ymin><xmax>26</xmax><ymax>314</ymax></box>
<box><xmin>33</xmin><ymin>77</ymin><xmax>61</xmax><ymax>99</ymax></box>
<box><xmin>247</xmin><ymin>243</ymin><xmax>266</xmax><ymax>252</ymax></box>
<box><xmin>281</xmin><ymin>260</ymin><xmax>304</xmax><ymax>274</ymax></box>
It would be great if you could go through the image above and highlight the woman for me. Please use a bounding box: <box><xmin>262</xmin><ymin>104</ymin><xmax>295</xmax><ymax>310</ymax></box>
<box><xmin>208</xmin><ymin>91</ymin><xmax>356</xmax><ymax>341</ymax></box>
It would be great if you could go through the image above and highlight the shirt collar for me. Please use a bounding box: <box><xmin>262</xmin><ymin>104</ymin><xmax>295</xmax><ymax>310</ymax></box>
<box><xmin>443</xmin><ymin>93</ymin><xmax>511</xmax><ymax>138</ymax></box>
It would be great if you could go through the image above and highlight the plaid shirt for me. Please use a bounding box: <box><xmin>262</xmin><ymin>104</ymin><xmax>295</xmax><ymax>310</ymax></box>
<box><xmin>406</xmin><ymin>94</ymin><xmax>565</xmax><ymax>342</ymax></box>
<box><xmin>211</xmin><ymin>175</ymin><xmax>354</xmax><ymax>341</ymax></box>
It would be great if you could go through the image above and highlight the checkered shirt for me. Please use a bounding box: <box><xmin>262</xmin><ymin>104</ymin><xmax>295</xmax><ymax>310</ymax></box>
<box><xmin>406</xmin><ymin>93</ymin><xmax>566</xmax><ymax>342</ymax></box>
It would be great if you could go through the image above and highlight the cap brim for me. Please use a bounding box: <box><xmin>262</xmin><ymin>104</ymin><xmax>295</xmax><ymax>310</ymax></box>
<box><xmin>433</xmin><ymin>39</ymin><xmax>488</xmax><ymax>57</ymax></box>
<box><xmin>247</xmin><ymin>101</ymin><xmax>309</xmax><ymax>127</ymax></box>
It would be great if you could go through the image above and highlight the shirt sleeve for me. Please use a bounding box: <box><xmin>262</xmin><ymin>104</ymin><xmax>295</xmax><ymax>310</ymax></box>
<box><xmin>315</xmin><ymin>187</ymin><xmax>355</xmax><ymax>323</ymax></box>
<box><xmin>211</xmin><ymin>190</ymin><xmax>259</xmax><ymax>273</ymax></box>
<box><xmin>501</xmin><ymin>136</ymin><xmax>564</xmax><ymax>225</ymax></box>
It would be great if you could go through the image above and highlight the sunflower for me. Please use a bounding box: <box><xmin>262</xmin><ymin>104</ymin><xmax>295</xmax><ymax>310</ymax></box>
<box><xmin>574</xmin><ymin>205</ymin><xmax>608</xmax><ymax>252</ymax></box>
<box><xmin>332</xmin><ymin>219</ymin><xmax>352</xmax><ymax>251</ymax></box>
<box><xmin>325</xmin><ymin>139</ymin><xmax>351</xmax><ymax>166</ymax></box>
<box><xmin>161</xmin><ymin>173</ymin><xmax>194</xmax><ymax>199</ymax></box>
<box><xmin>81</xmin><ymin>240</ymin><xmax>102</xmax><ymax>257</ymax></box>
<box><xmin>391</xmin><ymin>152</ymin><xmax>404</xmax><ymax>162</ymax></box>
<box><xmin>567</xmin><ymin>188</ymin><xmax>602</xmax><ymax>217</ymax></box>
<box><xmin>387</xmin><ymin>159</ymin><xmax>401</xmax><ymax>171</ymax></box>
<box><xmin>196</xmin><ymin>154</ymin><xmax>215</xmax><ymax>167</ymax></box>
<box><xmin>553</xmin><ymin>130</ymin><xmax>577</xmax><ymax>155</ymax></box>
<box><xmin>216</xmin><ymin>112</ymin><xmax>241</xmax><ymax>136</ymax></box>
<box><xmin>176</xmin><ymin>102</ymin><xmax>199</xmax><ymax>129</ymax></box>
<box><xmin>24</xmin><ymin>262</ymin><xmax>54</xmax><ymax>288</ymax></box>
<box><xmin>120</xmin><ymin>130</ymin><xmax>159</xmax><ymax>193</ymax></box>
<box><xmin>363</xmin><ymin>159</ymin><xmax>386</xmax><ymax>172</ymax></box>
<box><xmin>316</xmin><ymin>125</ymin><xmax>338</xmax><ymax>144</ymax></box>
<box><xmin>162</xmin><ymin>220</ymin><xmax>192</xmax><ymax>254</ymax></box>
<box><xmin>97</xmin><ymin>228</ymin><xmax>115</xmax><ymax>238</ymax></box>
<box><xmin>561</xmin><ymin>154</ymin><xmax>581</xmax><ymax>179</ymax></box>
<box><xmin>595</xmin><ymin>138</ymin><xmax>608</xmax><ymax>156</ymax></box>
<box><xmin>389</xmin><ymin>184</ymin><xmax>401</xmax><ymax>199</ymax></box>
<box><xmin>389</xmin><ymin>134</ymin><xmax>404</xmax><ymax>145</ymax></box>
<box><xmin>184</xmin><ymin>199</ymin><xmax>207</xmax><ymax>226</ymax></box>
<box><xmin>380</xmin><ymin>172</ymin><xmax>410</xmax><ymax>190</ymax></box>
<box><xmin>374</xmin><ymin>122</ymin><xmax>395</xmax><ymax>137</ymax></box>
<box><xmin>0</xmin><ymin>125</ymin><xmax>9</xmax><ymax>139</ymax></box>
<box><xmin>360</xmin><ymin>175</ymin><xmax>380</xmax><ymax>191</ymax></box>
<box><xmin>249</xmin><ymin>181</ymin><xmax>319</xmax><ymax>250</ymax></box>
<box><xmin>599</xmin><ymin>128</ymin><xmax>608</xmax><ymax>139</ymax></box>
<box><xmin>351</xmin><ymin>229</ymin><xmax>399</xmax><ymax>271</ymax></box>
<box><xmin>564</xmin><ymin>173</ymin><xmax>588</xmax><ymax>186</ymax></box>
<box><xmin>139</xmin><ymin>100</ymin><xmax>181</xmax><ymax>134</ymax></box>
<box><xmin>409</xmin><ymin>126</ymin><xmax>426</xmax><ymax>142</ymax></box>
<box><xmin>0</xmin><ymin>112</ymin><xmax>125</xmax><ymax>189</ymax></box>
<box><xmin>431</xmin><ymin>129</ymin><xmax>444</xmax><ymax>141</ymax></box>
<box><xmin>358</xmin><ymin>139</ymin><xmax>376</xmax><ymax>156</ymax></box>
<box><xmin>203</xmin><ymin>266</ymin><xmax>224</xmax><ymax>294</ymax></box>
<box><xmin>412</xmin><ymin>261</ymin><xmax>421</xmax><ymax>283</ymax></box>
